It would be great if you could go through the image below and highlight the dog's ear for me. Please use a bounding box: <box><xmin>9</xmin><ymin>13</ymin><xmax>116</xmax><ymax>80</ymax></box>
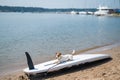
<box><xmin>59</xmin><ymin>53</ymin><xmax>62</xmax><ymax>55</ymax></box>
<box><xmin>58</xmin><ymin>53</ymin><xmax>61</xmax><ymax>57</ymax></box>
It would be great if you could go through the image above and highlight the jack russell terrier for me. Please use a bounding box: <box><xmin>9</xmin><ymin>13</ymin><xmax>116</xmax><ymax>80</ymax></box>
<box><xmin>55</xmin><ymin>50</ymin><xmax>75</xmax><ymax>64</ymax></box>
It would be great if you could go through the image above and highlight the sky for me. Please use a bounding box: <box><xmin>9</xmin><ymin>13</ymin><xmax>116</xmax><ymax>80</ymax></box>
<box><xmin>0</xmin><ymin>0</ymin><xmax>120</xmax><ymax>8</ymax></box>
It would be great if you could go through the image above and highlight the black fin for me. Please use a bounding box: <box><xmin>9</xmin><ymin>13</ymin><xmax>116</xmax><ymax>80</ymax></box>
<box><xmin>25</xmin><ymin>52</ymin><xmax>35</xmax><ymax>70</ymax></box>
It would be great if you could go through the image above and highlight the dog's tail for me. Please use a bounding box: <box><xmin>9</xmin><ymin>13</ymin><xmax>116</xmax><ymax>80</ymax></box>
<box><xmin>71</xmin><ymin>50</ymin><xmax>75</xmax><ymax>55</ymax></box>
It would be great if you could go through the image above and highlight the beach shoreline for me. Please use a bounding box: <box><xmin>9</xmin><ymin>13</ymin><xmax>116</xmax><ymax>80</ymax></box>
<box><xmin>0</xmin><ymin>44</ymin><xmax>120</xmax><ymax>80</ymax></box>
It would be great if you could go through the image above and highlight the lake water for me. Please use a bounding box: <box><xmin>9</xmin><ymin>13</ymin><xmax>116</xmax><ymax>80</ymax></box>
<box><xmin>0</xmin><ymin>13</ymin><xmax>120</xmax><ymax>75</ymax></box>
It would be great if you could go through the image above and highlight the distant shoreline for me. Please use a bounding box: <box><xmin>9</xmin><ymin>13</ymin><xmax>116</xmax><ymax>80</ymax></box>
<box><xmin>0</xmin><ymin>6</ymin><xmax>120</xmax><ymax>17</ymax></box>
<box><xmin>0</xmin><ymin>5</ymin><xmax>97</xmax><ymax>13</ymax></box>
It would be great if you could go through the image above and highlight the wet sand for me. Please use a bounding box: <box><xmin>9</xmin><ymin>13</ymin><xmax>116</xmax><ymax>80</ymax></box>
<box><xmin>0</xmin><ymin>46</ymin><xmax>120</xmax><ymax>80</ymax></box>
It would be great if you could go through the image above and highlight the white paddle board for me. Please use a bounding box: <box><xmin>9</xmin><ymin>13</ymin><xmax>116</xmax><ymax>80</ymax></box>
<box><xmin>23</xmin><ymin>52</ymin><xmax>110</xmax><ymax>75</ymax></box>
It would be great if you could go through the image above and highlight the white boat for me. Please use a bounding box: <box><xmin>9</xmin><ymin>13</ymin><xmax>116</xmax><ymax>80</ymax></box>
<box><xmin>79</xmin><ymin>11</ymin><xmax>87</xmax><ymax>15</ymax></box>
<box><xmin>87</xmin><ymin>12</ymin><xmax>94</xmax><ymax>15</ymax></box>
<box><xmin>23</xmin><ymin>52</ymin><xmax>110</xmax><ymax>75</ymax></box>
<box><xmin>70</xmin><ymin>11</ymin><xmax>76</xmax><ymax>14</ymax></box>
<box><xmin>94</xmin><ymin>6</ymin><xmax>109</xmax><ymax>16</ymax></box>
<box><xmin>70</xmin><ymin>11</ymin><xmax>79</xmax><ymax>14</ymax></box>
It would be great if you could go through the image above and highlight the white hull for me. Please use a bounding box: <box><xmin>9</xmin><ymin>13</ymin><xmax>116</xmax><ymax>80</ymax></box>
<box><xmin>24</xmin><ymin>53</ymin><xmax>110</xmax><ymax>75</ymax></box>
<box><xmin>94</xmin><ymin>6</ymin><xmax>109</xmax><ymax>16</ymax></box>
<box><xmin>94</xmin><ymin>10</ymin><xmax>108</xmax><ymax>16</ymax></box>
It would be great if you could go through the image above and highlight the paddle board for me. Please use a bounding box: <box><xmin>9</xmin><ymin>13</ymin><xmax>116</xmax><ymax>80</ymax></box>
<box><xmin>23</xmin><ymin>52</ymin><xmax>110</xmax><ymax>75</ymax></box>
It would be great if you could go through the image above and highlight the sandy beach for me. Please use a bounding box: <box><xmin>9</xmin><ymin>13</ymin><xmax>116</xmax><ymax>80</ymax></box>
<box><xmin>0</xmin><ymin>45</ymin><xmax>120</xmax><ymax>80</ymax></box>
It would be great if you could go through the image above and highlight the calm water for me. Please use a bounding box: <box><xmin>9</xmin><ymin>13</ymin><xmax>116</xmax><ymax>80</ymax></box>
<box><xmin>0</xmin><ymin>13</ymin><xmax>120</xmax><ymax>75</ymax></box>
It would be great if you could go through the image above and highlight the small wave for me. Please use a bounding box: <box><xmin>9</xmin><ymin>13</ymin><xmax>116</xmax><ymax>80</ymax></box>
<box><xmin>76</xmin><ymin>42</ymin><xmax>120</xmax><ymax>54</ymax></box>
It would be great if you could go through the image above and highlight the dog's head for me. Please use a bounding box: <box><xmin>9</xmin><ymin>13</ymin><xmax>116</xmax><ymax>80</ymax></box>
<box><xmin>56</xmin><ymin>52</ymin><xmax>62</xmax><ymax>59</ymax></box>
